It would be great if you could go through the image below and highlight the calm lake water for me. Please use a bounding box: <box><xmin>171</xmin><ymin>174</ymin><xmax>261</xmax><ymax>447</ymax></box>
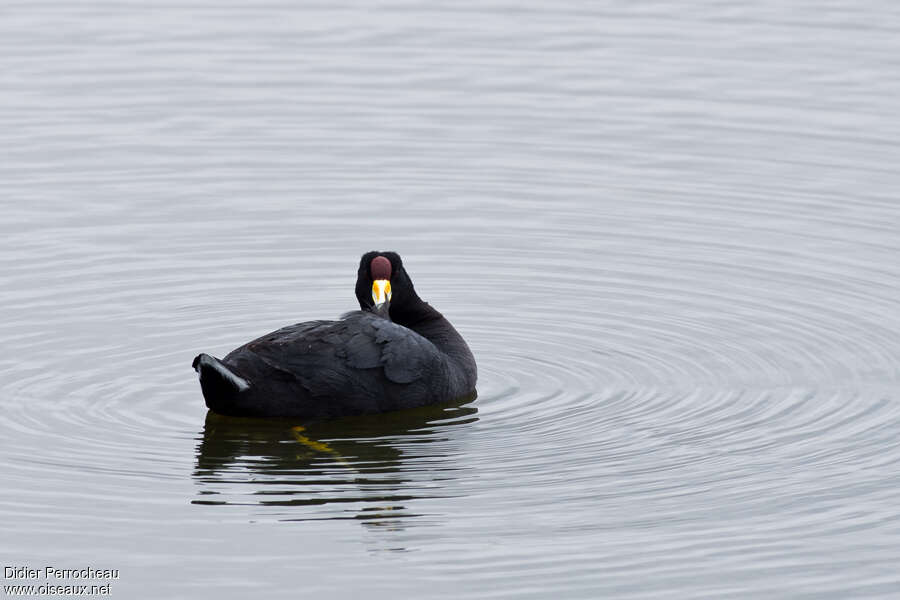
<box><xmin>3</xmin><ymin>1</ymin><xmax>900</xmax><ymax>598</ymax></box>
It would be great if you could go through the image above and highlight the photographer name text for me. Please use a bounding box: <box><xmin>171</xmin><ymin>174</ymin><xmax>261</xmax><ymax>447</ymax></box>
<box><xmin>4</xmin><ymin>567</ymin><xmax>119</xmax><ymax>581</ymax></box>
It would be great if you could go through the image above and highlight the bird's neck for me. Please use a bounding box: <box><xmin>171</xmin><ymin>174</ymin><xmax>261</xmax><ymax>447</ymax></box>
<box><xmin>393</xmin><ymin>302</ymin><xmax>457</xmax><ymax>349</ymax></box>
<box><xmin>397</xmin><ymin>302</ymin><xmax>477</xmax><ymax>388</ymax></box>
<box><xmin>391</xmin><ymin>298</ymin><xmax>440</xmax><ymax>328</ymax></box>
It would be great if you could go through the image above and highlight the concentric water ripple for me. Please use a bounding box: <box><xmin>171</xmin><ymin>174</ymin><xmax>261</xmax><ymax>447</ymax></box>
<box><xmin>3</xmin><ymin>0</ymin><xmax>900</xmax><ymax>598</ymax></box>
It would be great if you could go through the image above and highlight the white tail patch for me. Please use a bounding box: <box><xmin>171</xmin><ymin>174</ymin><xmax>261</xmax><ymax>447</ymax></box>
<box><xmin>198</xmin><ymin>355</ymin><xmax>250</xmax><ymax>392</ymax></box>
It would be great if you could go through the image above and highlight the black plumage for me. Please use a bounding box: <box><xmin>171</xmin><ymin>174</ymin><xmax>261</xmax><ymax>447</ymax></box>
<box><xmin>192</xmin><ymin>251</ymin><xmax>477</xmax><ymax>419</ymax></box>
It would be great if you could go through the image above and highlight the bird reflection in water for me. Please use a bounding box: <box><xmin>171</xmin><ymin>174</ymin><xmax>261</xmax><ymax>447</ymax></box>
<box><xmin>192</xmin><ymin>396</ymin><xmax>477</xmax><ymax>532</ymax></box>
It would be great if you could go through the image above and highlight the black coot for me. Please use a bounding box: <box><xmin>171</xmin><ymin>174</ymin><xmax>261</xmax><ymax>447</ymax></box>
<box><xmin>192</xmin><ymin>251</ymin><xmax>477</xmax><ymax>419</ymax></box>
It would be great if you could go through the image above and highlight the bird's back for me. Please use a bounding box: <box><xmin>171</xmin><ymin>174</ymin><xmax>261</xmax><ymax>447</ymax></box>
<box><xmin>202</xmin><ymin>312</ymin><xmax>458</xmax><ymax>418</ymax></box>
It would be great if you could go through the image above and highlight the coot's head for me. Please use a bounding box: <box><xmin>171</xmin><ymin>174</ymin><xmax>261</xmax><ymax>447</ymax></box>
<box><xmin>355</xmin><ymin>251</ymin><xmax>420</xmax><ymax>316</ymax></box>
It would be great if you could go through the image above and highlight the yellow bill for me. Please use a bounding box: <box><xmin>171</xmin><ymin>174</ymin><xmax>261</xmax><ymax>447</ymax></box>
<box><xmin>372</xmin><ymin>279</ymin><xmax>392</xmax><ymax>307</ymax></box>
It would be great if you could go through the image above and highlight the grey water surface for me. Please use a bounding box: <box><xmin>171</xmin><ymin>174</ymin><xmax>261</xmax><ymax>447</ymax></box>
<box><xmin>2</xmin><ymin>1</ymin><xmax>900</xmax><ymax>598</ymax></box>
